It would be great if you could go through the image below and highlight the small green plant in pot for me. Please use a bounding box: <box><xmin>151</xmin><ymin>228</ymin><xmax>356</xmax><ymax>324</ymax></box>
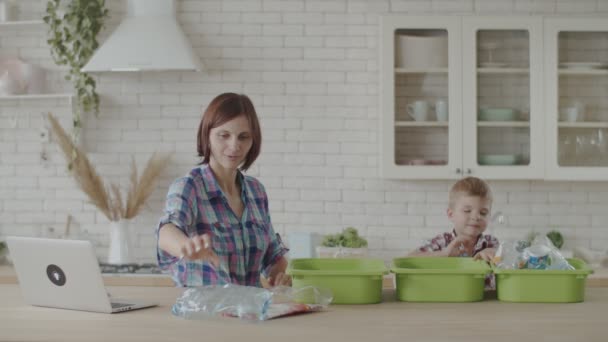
<box><xmin>525</xmin><ymin>230</ymin><xmax>564</xmax><ymax>250</ymax></box>
<box><xmin>0</xmin><ymin>241</ymin><xmax>7</xmax><ymax>265</ymax></box>
<box><xmin>318</xmin><ymin>227</ymin><xmax>368</xmax><ymax>258</ymax></box>
<box><xmin>546</xmin><ymin>230</ymin><xmax>564</xmax><ymax>249</ymax></box>
<box><xmin>43</xmin><ymin>0</ymin><xmax>109</xmax><ymax>143</ymax></box>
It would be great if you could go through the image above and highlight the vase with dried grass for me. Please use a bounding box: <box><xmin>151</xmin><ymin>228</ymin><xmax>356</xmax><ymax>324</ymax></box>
<box><xmin>47</xmin><ymin>113</ymin><xmax>171</xmax><ymax>264</ymax></box>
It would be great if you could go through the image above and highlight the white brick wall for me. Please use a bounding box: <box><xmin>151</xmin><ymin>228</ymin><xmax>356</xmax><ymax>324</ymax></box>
<box><xmin>2</xmin><ymin>0</ymin><xmax>608</xmax><ymax>263</ymax></box>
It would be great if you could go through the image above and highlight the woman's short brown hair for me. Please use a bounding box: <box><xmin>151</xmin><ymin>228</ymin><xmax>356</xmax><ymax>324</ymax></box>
<box><xmin>197</xmin><ymin>93</ymin><xmax>261</xmax><ymax>171</ymax></box>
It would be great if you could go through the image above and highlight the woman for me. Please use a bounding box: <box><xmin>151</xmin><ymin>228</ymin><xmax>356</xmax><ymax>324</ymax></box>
<box><xmin>156</xmin><ymin>93</ymin><xmax>290</xmax><ymax>287</ymax></box>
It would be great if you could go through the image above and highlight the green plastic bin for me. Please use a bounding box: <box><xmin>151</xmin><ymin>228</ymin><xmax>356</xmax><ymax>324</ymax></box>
<box><xmin>286</xmin><ymin>258</ymin><xmax>388</xmax><ymax>304</ymax></box>
<box><xmin>493</xmin><ymin>258</ymin><xmax>593</xmax><ymax>303</ymax></box>
<box><xmin>392</xmin><ymin>257</ymin><xmax>491</xmax><ymax>302</ymax></box>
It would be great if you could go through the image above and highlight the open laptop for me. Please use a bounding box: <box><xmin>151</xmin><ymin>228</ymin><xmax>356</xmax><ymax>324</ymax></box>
<box><xmin>6</xmin><ymin>236</ymin><xmax>157</xmax><ymax>313</ymax></box>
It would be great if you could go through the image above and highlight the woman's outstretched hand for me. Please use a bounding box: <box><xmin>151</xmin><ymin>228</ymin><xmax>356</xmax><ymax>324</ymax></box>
<box><xmin>267</xmin><ymin>272</ymin><xmax>292</xmax><ymax>287</ymax></box>
<box><xmin>179</xmin><ymin>233</ymin><xmax>220</xmax><ymax>267</ymax></box>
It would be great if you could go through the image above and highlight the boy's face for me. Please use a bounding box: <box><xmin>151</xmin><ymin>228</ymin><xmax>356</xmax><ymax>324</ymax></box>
<box><xmin>447</xmin><ymin>195</ymin><xmax>491</xmax><ymax>239</ymax></box>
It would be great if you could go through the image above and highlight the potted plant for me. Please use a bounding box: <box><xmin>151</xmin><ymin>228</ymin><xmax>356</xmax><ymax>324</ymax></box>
<box><xmin>43</xmin><ymin>0</ymin><xmax>109</xmax><ymax>141</ymax></box>
<box><xmin>546</xmin><ymin>230</ymin><xmax>564</xmax><ymax>249</ymax></box>
<box><xmin>0</xmin><ymin>241</ymin><xmax>6</xmax><ymax>265</ymax></box>
<box><xmin>47</xmin><ymin>113</ymin><xmax>171</xmax><ymax>264</ymax></box>
<box><xmin>317</xmin><ymin>227</ymin><xmax>368</xmax><ymax>258</ymax></box>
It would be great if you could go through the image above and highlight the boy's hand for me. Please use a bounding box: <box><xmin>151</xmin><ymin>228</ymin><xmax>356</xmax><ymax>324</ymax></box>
<box><xmin>474</xmin><ymin>248</ymin><xmax>497</xmax><ymax>263</ymax></box>
<box><xmin>445</xmin><ymin>236</ymin><xmax>474</xmax><ymax>257</ymax></box>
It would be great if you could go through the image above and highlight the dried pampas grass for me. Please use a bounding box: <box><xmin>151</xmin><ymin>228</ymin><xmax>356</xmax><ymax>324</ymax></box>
<box><xmin>47</xmin><ymin>112</ymin><xmax>171</xmax><ymax>222</ymax></box>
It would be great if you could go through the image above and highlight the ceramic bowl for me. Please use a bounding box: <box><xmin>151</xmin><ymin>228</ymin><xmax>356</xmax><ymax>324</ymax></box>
<box><xmin>478</xmin><ymin>154</ymin><xmax>520</xmax><ymax>165</ymax></box>
<box><xmin>478</xmin><ymin>108</ymin><xmax>518</xmax><ymax>121</ymax></box>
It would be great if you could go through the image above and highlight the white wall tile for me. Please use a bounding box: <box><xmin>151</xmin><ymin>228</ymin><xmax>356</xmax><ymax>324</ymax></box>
<box><xmin>514</xmin><ymin>0</ymin><xmax>556</xmax><ymax>13</ymax></box>
<box><xmin>390</xmin><ymin>0</ymin><xmax>433</xmax><ymax>12</ymax></box>
<box><xmin>556</xmin><ymin>0</ymin><xmax>598</xmax><ymax>12</ymax></box>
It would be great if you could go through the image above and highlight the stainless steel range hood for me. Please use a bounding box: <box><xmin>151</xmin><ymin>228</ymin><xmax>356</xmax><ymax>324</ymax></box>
<box><xmin>82</xmin><ymin>0</ymin><xmax>202</xmax><ymax>72</ymax></box>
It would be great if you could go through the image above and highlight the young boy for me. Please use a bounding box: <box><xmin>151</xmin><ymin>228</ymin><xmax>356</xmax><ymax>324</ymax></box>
<box><xmin>409</xmin><ymin>177</ymin><xmax>499</xmax><ymax>262</ymax></box>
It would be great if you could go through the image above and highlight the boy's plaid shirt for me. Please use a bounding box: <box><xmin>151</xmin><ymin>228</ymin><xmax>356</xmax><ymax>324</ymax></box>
<box><xmin>417</xmin><ymin>230</ymin><xmax>499</xmax><ymax>290</ymax></box>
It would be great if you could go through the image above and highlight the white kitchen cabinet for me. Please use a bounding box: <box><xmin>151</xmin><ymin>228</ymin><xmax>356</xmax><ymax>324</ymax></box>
<box><xmin>544</xmin><ymin>18</ymin><xmax>608</xmax><ymax>180</ymax></box>
<box><xmin>380</xmin><ymin>16</ymin><xmax>544</xmax><ymax>180</ymax></box>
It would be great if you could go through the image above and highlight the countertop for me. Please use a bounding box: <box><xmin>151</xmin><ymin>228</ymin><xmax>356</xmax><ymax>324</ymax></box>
<box><xmin>0</xmin><ymin>284</ymin><xmax>605</xmax><ymax>342</ymax></box>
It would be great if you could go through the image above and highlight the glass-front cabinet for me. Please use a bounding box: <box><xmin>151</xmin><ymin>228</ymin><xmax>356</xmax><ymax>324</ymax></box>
<box><xmin>545</xmin><ymin>18</ymin><xmax>608</xmax><ymax>180</ymax></box>
<box><xmin>381</xmin><ymin>16</ymin><xmax>544</xmax><ymax>179</ymax></box>
<box><xmin>380</xmin><ymin>16</ymin><xmax>462</xmax><ymax>179</ymax></box>
<box><xmin>462</xmin><ymin>17</ymin><xmax>544</xmax><ymax>179</ymax></box>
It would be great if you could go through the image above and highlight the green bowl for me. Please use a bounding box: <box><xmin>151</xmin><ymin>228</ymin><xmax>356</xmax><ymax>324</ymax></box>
<box><xmin>493</xmin><ymin>258</ymin><xmax>593</xmax><ymax>303</ymax></box>
<box><xmin>391</xmin><ymin>257</ymin><xmax>491</xmax><ymax>302</ymax></box>
<box><xmin>287</xmin><ymin>258</ymin><xmax>388</xmax><ymax>304</ymax></box>
<box><xmin>478</xmin><ymin>154</ymin><xmax>520</xmax><ymax>165</ymax></box>
<box><xmin>478</xmin><ymin>108</ymin><xmax>517</xmax><ymax>121</ymax></box>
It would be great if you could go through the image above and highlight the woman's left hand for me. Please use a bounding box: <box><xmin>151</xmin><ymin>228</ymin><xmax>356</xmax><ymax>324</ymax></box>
<box><xmin>268</xmin><ymin>272</ymin><xmax>291</xmax><ymax>287</ymax></box>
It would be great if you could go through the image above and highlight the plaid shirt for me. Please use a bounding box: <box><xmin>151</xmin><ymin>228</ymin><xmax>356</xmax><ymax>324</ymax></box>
<box><xmin>417</xmin><ymin>230</ymin><xmax>499</xmax><ymax>290</ymax></box>
<box><xmin>156</xmin><ymin>164</ymin><xmax>288</xmax><ymax>287</ymax></box>
<box><xmin>417</xmin><ymin>230</ymin><xmax>499</xmax><ymax>256</ymax></box>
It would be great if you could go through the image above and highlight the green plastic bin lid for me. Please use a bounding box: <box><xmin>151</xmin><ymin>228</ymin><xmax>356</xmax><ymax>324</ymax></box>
<box><xmin>492</xmin><ymin>258</ymin><xmax>594</xmax><ymax>275</ymax></box>
<box><xmin>391</xmin><ymin>257</ymin><xmax>492</xmax><ymax>275</ymax></box>
<box><xmin>287</xmin><ymin>258</ymin><xmax>388</xmax><ymax>276</ymax></box>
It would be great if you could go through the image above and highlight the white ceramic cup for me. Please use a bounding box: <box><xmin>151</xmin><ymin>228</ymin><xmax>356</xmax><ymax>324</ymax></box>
<box><xmin>560</xmin><ymin>106</ymin><xmax>580</xmax><ymax>122</ymax></box>
<box><xmin>407</xmin><ymin>100</ymin><xmax>429</xmax><ymax>121</ymax></box>
<box><xmin>434</xmin><ymin>99</ymin><xmax>448</xmax><ymax>121</ymax></box>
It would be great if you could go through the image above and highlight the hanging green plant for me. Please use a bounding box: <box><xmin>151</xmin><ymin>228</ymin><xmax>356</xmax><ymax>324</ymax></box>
<box><xmin>43</xmin><ymin>0</ymin><xmax>109</xmax><ymax>140</ymax></box>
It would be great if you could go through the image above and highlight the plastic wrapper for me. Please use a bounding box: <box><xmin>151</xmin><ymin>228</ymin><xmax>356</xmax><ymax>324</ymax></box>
<box><xmin>172</xmin><ymin>284</ymin><xmax>332</xmax><ymax>321</ymax></box>
<box><xmin>494</xmin><ymin>235</ymin><xmax>574</xmax><ymax>270</ymax></box>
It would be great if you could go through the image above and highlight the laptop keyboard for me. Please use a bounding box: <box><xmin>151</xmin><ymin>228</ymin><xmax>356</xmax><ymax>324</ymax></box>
<box><xmin>111</xmin><ymin>302</ymin><xmax>133</xmax><ymax>309</ymax></box>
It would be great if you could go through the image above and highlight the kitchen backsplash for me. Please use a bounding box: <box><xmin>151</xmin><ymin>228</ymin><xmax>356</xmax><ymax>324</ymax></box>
<box><xmin>1</xmin><ymin>0</ymin><xmax>608</xmax><ymax>263</ymax></box>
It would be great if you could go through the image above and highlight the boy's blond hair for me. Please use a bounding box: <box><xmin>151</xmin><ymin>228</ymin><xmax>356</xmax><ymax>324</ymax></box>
<box><xmin>448</xmin><ymin>177</ymin><xmax>493</xmax><ymax>208</ymax></box>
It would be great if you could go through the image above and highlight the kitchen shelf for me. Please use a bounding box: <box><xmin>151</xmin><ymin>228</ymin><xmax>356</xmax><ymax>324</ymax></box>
<box><xmin>558</xmin><ymin>122</ymin><xmax>608</xmax><ymax>128</ymax></box>
<box><xmin>0</xmin><ymin>93</ymin><xmax>73</xmax><ymax>100</ymax></box>
<box><xmin>558</xmin><ymin>69</ymin><xmax>608</xmax><ymax>76</ymax></box>
<box><xmin>395</xmin><ymin>67</ymin><xmax>448</xmax><ymax>74</ymax></box>
<box><xmin>477</xmin><ymin>121</ymin><xmax>530</xmax><ymax>128</ymax></box>
<box><xmin>395</xmin><ymin>121</ymin><xmax>448</xmax><ymax>127</ymax></box>
<box><xmin>477</xmin><ymin>68</ymin><xmax>529</xmax><ymax>74</ymax></box>
<box><xmin>0</xmin><ymin>20</ymin><xmax>45</xmax><ymax>27</ymax></box>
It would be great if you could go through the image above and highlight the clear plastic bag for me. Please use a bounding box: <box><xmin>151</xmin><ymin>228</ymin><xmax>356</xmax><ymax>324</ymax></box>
<box><xmin>172</xmin><ymin>284</ymin><xmax>332</xmax><ymax>321</ymax></box>
<box><xmin>495</xmin><ymin>235</ymin><xmax>574</xmax><ymax>270</ymax></box>
<box><xmin>494</xmin><ymin>240</ymin><xmax>528</xmax><ymax>269</ymax></box>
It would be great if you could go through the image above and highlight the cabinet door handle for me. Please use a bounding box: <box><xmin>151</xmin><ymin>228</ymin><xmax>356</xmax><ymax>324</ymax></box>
<box><xmin>466</xmin><ymin>168</ymin><xmax>472</xmax><ymax>174</ymax></box>
<box><xmin>455</xmin><ymin>168</ymin><xmax>461</xmax><ymax>174</ymax></box>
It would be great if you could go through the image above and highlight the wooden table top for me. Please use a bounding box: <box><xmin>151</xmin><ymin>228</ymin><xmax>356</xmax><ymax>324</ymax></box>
<box><xmin>0</xmin><ymin>284</ymin><xmax>605</xmax><ymax>342</ymax></box>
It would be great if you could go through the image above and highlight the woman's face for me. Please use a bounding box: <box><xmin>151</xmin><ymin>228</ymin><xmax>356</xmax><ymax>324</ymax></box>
<box><xmin>208</xmin><ymin>115</ymin><xmax>253</xmax><ymax>171</ymax></box>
